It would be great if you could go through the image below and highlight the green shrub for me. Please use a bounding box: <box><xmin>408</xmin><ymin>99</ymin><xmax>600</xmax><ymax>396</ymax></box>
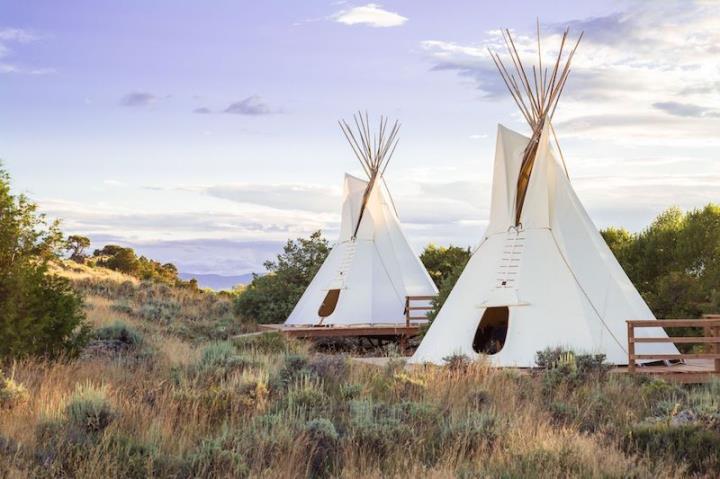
<box><xmin>536</xmin><ymin>348</ymin><xmax>611</xmax><ymax>391</ymax></box>
<box><xmin>346</xmin><ymin>400</ymin><xmax>419</xmax><ymax>460</ymax></box>
<box><xmin>625</xmin><ymin>422</ymin><xmax>720</xmax><ymax>474</ymax></box>
<box><xmin>305</xmin><ymin>418</ymin><xmax>338</xmax><ymax>477</ymax></box>
<box><xmin>308</xmin><ymin>355</ymin><xmax>348</xmax><ymax>386</ymax></box>
<box><xmin>440</xmin><ymin>411</ymin><xmax>498</xmax><ymax>453</ymax></box>
<box><xmin>286</xmin><ymin>377</ymin><xmax>330</xmax><ymax>416</ymax></box>
<box><xmin>194</xmin><ymin>342</ymin><xmax>256</xmax><ymax>382</ymax></box>
<box><xmin>339</xmin><ymin>383</ymin><xmax>362</xmax><ymax>401</ymax></box>
<box><xmin>200</xmin><ymin>341</ymin><xmax>237</xmax><ymax>367</ymax></box>
<box><xmin>188</xmin><ymin>426</ymin><xmax>249</xmax><ymax>478</ymax></box>
<box><xmin>272</xmin><ymin>354</ymin><xmax>310</xmax><ymax>390</ymax></box>
<box><xmin>443</xmin><ymin>354</ymin><xmax>471</xmax><ymax>371</ymax></box>
<box><xmin>548</xmin><ymin>400</ymin><xmax>575</xmax><ymax>426</ymax></box>
<box><xmin>233</xmin><ymin>332</ymin><xmax>291</xmax><ymax>354</ymax></box>
<box><xmin>485</xmin><ymin>445</ymin><xmax>595</xmax><ymax>478</ymax></box>
<box><xmin>93</xmin><ymin>321</ymin><xmax>144</xmax><ymax>348</ymax></box>
<box><xmin>110</xmin><ymin>300</ymin><xmax>135</xmax><ymax>315</ymax></box>
<box><xmin>0</xmin><ymin>371</ymin><xmax>29</xmax><ymax>409</ymax></box>
<box><xmin>138</xmin><ymin>299</ymin><xmax>181</xmax><ymax>324</ymax></box>
<box><xmin>65</xmin><ymin>382</ymin><xmax>115</xmax><ymax>433</ymax></box>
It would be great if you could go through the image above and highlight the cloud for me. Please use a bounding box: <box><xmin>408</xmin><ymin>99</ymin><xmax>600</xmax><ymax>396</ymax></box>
<box><xmin>419</xmin><ymin>2</ymin><xmax>720</xmax><ymax>143</ymax></box>
<box><xmin>224</xmin><ymin>96</ymin><xmax>274</xmax><ymax>115</ymax></box>
<box><xmin>120</xmin><ymin>92</ymin><xmax>157</xmax><ymax>107</ymax></box>
<box><xmin>653</xmin><ymin>101</ymin><xmax>720</xmax><ymax>119</ymax></box>
<box><xmin>0</xmin><ymin>27</ymin><xmax>53</xmax><ymax>75</ymax></box>
<box><xmin>0</xmin><ymin>28</ymin><xmax>37</xmax><ymax>43</ymax></box>
<box><xmin>193</xmin><ymin>107</ymin><xmax>212</xmax><ymax>114</ymax></box>
<box><xmin>202</xmin><ymin>183</ymin><xmax>340</xmax><ymax>212</ymax></box>
<box><xmin>332</xmin><ymin>3</ymin><xmax>407</xmax><ymax>28</ymax></box>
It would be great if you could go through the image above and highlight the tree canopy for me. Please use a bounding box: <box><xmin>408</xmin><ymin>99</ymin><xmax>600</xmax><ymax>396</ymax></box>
<box><xmin>234</xmin><ymin>231</ymin><xmax>330</xmax><ymax>324</ymax></box>
<box><xmin>601</xmin><ymin>204</ymin><xmax>720</xmax><ymax>318</ymax></box>
<box><xmin>0</xmin><ymin>166</ymin><xmax>88</xmax><ymax>359</ymax></box>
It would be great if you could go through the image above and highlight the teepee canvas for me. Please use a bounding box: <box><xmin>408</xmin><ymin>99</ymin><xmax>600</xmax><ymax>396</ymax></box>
<box><xmin>286</xmin><ymin>114</ymin><xmax>437</xmax><ymax>326</ymax></box>
<box><xmin>411</xmin><ymin>26</ymin><xmax>678</xmax><ymax>366</ymax></box>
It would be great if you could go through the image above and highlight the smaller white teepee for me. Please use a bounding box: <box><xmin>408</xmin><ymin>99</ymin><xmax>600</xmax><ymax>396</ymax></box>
<box><xmin>285</xmin><ymin>113</ymin><xmax>437</xmax><ymax>326</ymax></box>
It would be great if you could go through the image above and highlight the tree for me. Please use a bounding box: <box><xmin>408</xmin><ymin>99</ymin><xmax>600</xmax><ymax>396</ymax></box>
<box><xmin>419</xmin><ymin>244</ymin><xmax>472</xmax><ymax>324</ymax></box>
<box><xmin>234</xmin><ymin>231</ymin><xmax>330</xmax><ymax>323</ymax></box>
<box><xmin>420</xmin><ymin>244</ymin><xmax>472</xmax><ymax>288</ymax></box>
<box><xmin>65</xmin><ymin>235</ymin><xmax>91</xmax><ymax>263</ymax></box>
<box><xmin>93</xmin><ymin>245</ymin><xmax>139</xmax><ymax>275</ymax></box>
<box><xmin>0</xmin><ymin>166</ymin><xmax>88</xmax><ymax>359</ymax></box>
<box><xmin>601</xmin><ymin>204</ymin><xmax>720</xmax><ymax>320</ymax></box>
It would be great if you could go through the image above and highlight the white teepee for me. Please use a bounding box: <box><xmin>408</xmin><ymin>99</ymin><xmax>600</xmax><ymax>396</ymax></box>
<box><xmin>411</xmin><ymin>26</ymin><xmax>678</xmax><ymax>366</ymax></box>
<box><xmin>285</xmin><ymin>114</ymin><xmax>437</xmax><ymax>326</ymax></box>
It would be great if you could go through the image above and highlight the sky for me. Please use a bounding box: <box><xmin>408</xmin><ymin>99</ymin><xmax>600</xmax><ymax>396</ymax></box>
<box><xmin>1</xmin><ymin>1</ymin><xmax>719</xmax><ymax>276</ymax></box>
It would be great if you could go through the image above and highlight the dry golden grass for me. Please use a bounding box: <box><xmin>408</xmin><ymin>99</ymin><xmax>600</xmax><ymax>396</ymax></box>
<box><xmin>50</xmin><ymin>260</ymin><xmax>140</xmax><ymax>285</ymax></box>
<box><xmin>1</xmin><ymin>265</ymin><xmax>716</xmax><ymax>477</ymax></box>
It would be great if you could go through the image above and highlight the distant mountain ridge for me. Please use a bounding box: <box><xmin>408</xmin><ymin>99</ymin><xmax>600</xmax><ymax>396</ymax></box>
<box><xmin>179</xmin><ymin>272</ymin><xmax>254</xmax><ymax>291</ymax></box>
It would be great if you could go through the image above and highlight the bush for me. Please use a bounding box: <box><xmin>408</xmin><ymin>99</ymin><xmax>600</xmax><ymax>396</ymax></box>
<box><xmin>272</xmin><ymin>354</ymin><xmax>310</xmax><ymax>390</ymax></box>
<box><xmin>233</xmin><ymin>332</ymin><xmax>292</xmax><ymax>354</ymax></box>
<box><xmin>440</xmin><ymin>410</ymin><xmax>498</xmax><ymax>453</ymax></box>
<box><xmin>625</xmin><ymin>422</ymin><xmax>720</xmax><ymax>474</ymax></box>
<box><xmin>0</xmin><ymin>371</ymin><xmax>29</xmax><ymax>409</ymax></box>
<box><xmin>0</xmin><ymin>166</ymin><xmax>89</xmax><ymax>360</ymax></box>
<box><xmin>346</xmin><ymin>400</ymin><xmax>423</xmax><ymax>460</ymax></box>
<box><xmin>443</xmin><ymin>354</ymin><xmax>471</xmax><ymax>372</ymax></box>
<box><xmin>93</xmin><ymin>321</ymin><xmax>144</xmax><ymax>348</ymax></box>
<box><xmin>305</xmin><ymin>418</ymin><xmax>338</xmax><ymax>477</ymax></box>
<box><xmin>195</xmin><ymin>342</ymin><xmax>256</xmax><ymax>380</ymax></box>
<box><xmin>65</xmin><ymin>382</ymin><xmax>115</xmax><ymax>433</ymax></box>
<box><xmin>138</xmin><ymin>299</ymin><xmax>181</xmax><ymax>324</ymax></box>
<box><xmin>286</xmin><ymin>376</ymin><xmax>330</xmax><ymax>416</ymax></box>
<box><xmin>188</xmin><ymin>427</ymin><xmax>249</xmax><ymax>478</ymax></box>
<box><xmin>308</xmin><ymin>354</ymin><xmax>348</xmax><ymax>386</ymax></box>
<box><xmin>536</xmin><ymin>348</ymin><xmax>611</xmax><ymax>390</ymax></box>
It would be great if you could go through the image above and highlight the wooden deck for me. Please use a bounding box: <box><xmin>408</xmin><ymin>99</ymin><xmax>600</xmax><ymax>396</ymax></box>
<box><xmin>350</xmin><ymin>357</ymin><xmax>718</xmax><ymax>383</ymax></box>
<box><xmin>259</xmin><ymin>323</ymin><xmax>423</xmax><ymax>338</ymax></box>
<box><xmin>626</xmin><ymin>316</ymin><xmax>720</xmax><ymax>383</ymax></box>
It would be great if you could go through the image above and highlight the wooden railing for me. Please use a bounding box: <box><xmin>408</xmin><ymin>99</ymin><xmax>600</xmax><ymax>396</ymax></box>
<box><xmin>627</xmin><ymin>315</ymin><xmax>720</xmax><ymax>374</ymax></box>
<box><xmin>404</xmin><ymin>295</ymin><xmax>435</xmax><ymax>327</ymax></box>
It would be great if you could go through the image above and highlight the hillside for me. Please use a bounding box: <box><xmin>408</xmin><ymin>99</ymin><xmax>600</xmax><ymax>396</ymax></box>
<box><xmin>0</xmin><ymin>261</ymin><xmax>719</xmax><ymax>478</ymax></box>
<box><xmin>178</xmin><ymin>272</ymin><xmax>253</xmax><ymax>291</ymax></box>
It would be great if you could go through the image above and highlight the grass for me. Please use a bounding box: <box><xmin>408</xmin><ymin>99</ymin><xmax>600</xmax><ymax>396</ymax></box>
<box><xmin>0</xmin><ymin>263</ymin><xmax>718</xmax><ymax>477</ymax></box>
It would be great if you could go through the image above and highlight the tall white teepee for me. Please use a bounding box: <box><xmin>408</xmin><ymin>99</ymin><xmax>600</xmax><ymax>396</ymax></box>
<box><xmin>411</xmin><ymin>25</ymin><xmax>678</xmax><ymax>366</ymax></box>
<box><xmin>286</xmin><ymin>113</ymin><xmax>437</xmax><ymax>326</ymax></box>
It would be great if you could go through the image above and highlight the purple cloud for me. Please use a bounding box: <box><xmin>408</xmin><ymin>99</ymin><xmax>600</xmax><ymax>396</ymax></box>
<box><xmin>224</xmin><ymin>95</ymin><xmax>274</xmax><ymax>115</ymax></box>
<box><xmin>653</xmin><ymin>101</ymin><xmax>720</xmax><ymax>119</ymax></box>
<box><xmin>120</xmin><ymin>92</ymin><xmax>157</xmax><ymax>107</ymax></box>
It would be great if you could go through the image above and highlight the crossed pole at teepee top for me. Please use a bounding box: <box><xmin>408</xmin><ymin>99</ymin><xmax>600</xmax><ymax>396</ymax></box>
<box><xmin>338</xmin><ymin>112</ymin><xmax>401</xmax><ymax>239</ymax></box>
<box><xmin>488</xmin><ymin>19</ymin><xmax>583</xmax><ymax>226</ymax></box>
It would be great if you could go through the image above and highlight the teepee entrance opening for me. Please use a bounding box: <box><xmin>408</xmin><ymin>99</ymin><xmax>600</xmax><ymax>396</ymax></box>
<box><xmin>473</xmin><ymin>307</ymin><xmax>509</xmax><ymax>355</ymax></box>
<box><xmin>318</xmin><ymin>289</ymin><xmax>341</xmax><ymax>318</ymax></box>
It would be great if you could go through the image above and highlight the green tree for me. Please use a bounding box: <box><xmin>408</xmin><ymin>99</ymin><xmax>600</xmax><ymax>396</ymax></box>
<box><xmin>65</xmin><ymin>234</ymin><xmax>91</xmax><ymax>262</ymax></box>
<box><xmin>419</xmin><ymin>244</ymin><xmax>472</xmax><ymax>323</ymax></box>
<box><xmin>234</xmin><ymin>231</ymin><xmax>330</xmax><ymax>323</ymax></box>
<box><xmin>420</xmin><ymin>244</ymin><xmax>472</xmax><ymax>288</ymax></box>
<box><xmin>0</xmin><ymin>166</ymin><xmax>88</xmax><ymax>359</ymax></box>
<box><xmin>93</xmin><ymin>245</ymin><xmax>139</xmax><ymax>274</ymax></box>
<box><xmin>602</xmin><ymin>204</ymin><xmax>720</xmax><ymax>320</ymax></box>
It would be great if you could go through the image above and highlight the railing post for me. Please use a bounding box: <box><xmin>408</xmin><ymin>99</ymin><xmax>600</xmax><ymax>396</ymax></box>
<box><xmin>627</xmin><ymin>321</ymin><xmax>635</xmax><ymax>373</ymax></box>
<box><xmin>405</xmin><ymin>296</ymin><xmax>410</xmax><ymax>328</ymax></box>
<box><xmin>713</xmin><ymin>325</ymin><xmax>720</xmax><ymax>374</ymax></box>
